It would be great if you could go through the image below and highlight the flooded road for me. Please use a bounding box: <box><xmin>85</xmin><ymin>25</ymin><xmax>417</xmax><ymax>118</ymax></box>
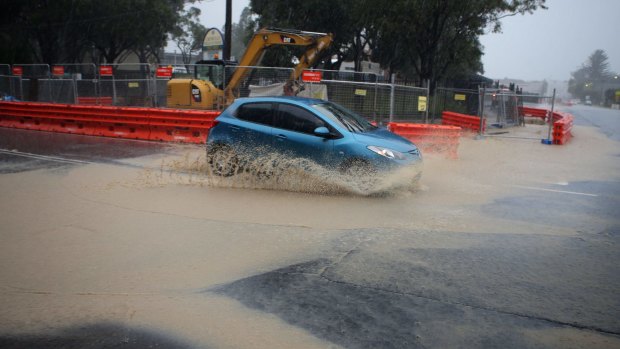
<box><xmin>0</xmin><ymin>122</ymin><xmax>619</xmax><ymax>348</ymax></box>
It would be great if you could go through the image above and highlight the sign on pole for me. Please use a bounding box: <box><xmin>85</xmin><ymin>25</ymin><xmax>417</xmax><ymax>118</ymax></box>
<box><xmin>99</xmin><ymin>66</ymin><xmax>113</xmax><ymax>77</ymax></box>
<box><xmin>202</xmin><ymin>28</ymin><xmax>224</xmax><ymax>60</ymax></box>
<box><xmin>302</xmin><ymin>71</ymin><xmax>322</xmax><ymax>83</ymax></box>
<box><xmin>12</xmin><ymin>66</ymin><xmax>23</xmax><ymax>76</ymax></box>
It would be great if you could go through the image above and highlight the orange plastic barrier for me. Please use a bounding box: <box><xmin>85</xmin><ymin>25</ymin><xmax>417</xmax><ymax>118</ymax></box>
<box><xmin>0</xmin><ymin>101</ymin><xmax>220</xmax><ymax>144</ymax></box>
<box><xmin>517</xmin><ymin>106</ymin><xmax>574</xmax><ymax>145</ymax></box>
<box><xmin>77</xmin><ymin>97</ymin><xmax>114</xmax><ymax>105</ymax></box>
<box><xmin>441</xmin><ymin>111</ymin><xmax>485</xmax><ymax>132</ymax></box>
<box><xmin>551</xmin><ymin>111</ymin><xmax>573</xmax><ymax>145</ymax></box>
<box><xmin>518</xmin><ymin>106</ymin><xmax>548</xmax><ymax>119</ymax></box>
<box><xmin>388</xmin><ymin>122</ymin><xmax>461</xmax><ymax>159</ymax></box>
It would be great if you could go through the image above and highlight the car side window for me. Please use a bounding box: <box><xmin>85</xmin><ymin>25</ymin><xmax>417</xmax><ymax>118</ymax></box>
<box><xmin>235</xmin><ymin>103</ymin><xmax>274</xmax><ymax>126</ymax></box>
<box><xmin>274</xmin><ymin>103</ymin><xmax>326</xmax><ymax>135</ymax></box>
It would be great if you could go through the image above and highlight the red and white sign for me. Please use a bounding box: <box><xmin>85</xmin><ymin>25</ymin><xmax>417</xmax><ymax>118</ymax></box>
<box><xmin>99</xmin><ymin>66</ymin><xmax>113</xmax><ymax>76</ymax></box>
<box><xmin>302</xmin><ymin>70</ymin><xmax>322</xmax><ymax>83</ymax></box>
<box><xmin>12</xmin><ymin>66</ymin><xmax>23</xmax><ymax>76</ymax></box>
<box><xmin>52</xmin><ymin>66</ymin><xmax>65</xmax><ymax>76</ymax></box>
<box><xmin>156</xmin><ymin>67</ymin><xmax>173</xmax><ymax>78</ymax></box>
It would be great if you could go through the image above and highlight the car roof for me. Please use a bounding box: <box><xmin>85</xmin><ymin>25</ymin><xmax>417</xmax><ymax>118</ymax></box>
<box><xmin>234</xmin><ymin>96</ymin><xmax>326</xmax><ymax>106</ymax></box>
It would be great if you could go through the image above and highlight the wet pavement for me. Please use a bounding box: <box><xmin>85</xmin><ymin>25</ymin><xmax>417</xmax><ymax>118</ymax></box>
<box><xmin>0</xmin><ymin>117</ymin><xmax>619</xmax><ymax>348</ymax></box>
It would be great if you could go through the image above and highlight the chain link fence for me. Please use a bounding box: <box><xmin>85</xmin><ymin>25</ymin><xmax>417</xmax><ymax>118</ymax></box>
<box><xmin>431</xmin><ymin>88</ymin><xmax>480</xmax><ymax>123</ymax></box>
<box><xmin>0</xmin><ymin>62</ymin><xmax>431</xmax><ymax>122</ymax></box>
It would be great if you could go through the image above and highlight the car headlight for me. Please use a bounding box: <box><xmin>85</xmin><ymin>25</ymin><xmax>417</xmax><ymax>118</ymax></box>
<box><xmin>367</xmin><ymin>145</ymin><xmax>406</xmax><ymax>160</ymax></box>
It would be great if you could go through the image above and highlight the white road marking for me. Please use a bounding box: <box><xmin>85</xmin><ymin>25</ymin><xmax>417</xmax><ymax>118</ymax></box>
<box><xmin>512</xmin><ymin>185</ymin><xmax>598</xmax><ymax>197</ymax></box>
<box><xmin>0</xmin><ymin>148</ymin><xmax>93</xmax><ymax>165</ymax></box>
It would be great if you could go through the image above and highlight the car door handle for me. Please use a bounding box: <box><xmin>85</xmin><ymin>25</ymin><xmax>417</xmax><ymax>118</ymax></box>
<box><xmin>230</xmin><ymin>125</ymin><xmax>240</xmax><ymax>132</ymax></box>
<box><xmin>276</xmin><ymin>134</ymin><xmax>287</xmax><ymax>140</ymax></box>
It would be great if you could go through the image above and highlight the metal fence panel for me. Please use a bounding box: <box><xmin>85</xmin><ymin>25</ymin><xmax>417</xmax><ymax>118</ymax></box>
<box><xmin>431</xmin><ymin>88</ymin><xmax>480</xmax><ymax>123</ymax></box>
<box><xmin>224</xmin><ymin>66</ymin><xmax>295</xmax><ymax>99</ymax></box>
<box><xmin>314</xmin><ymin>80</ymin><xmax>381</xmax><ymax>121</ymax></box>
<box><xmin>480</xmin><ymin>89</ymin><xmax>521</xmax><ymax>128</ymax></box>
<box><xmin>391</xmin><ymin>85</ymin><xmax>428</xmax><ymax>123</ymax></box>
<box><xmin>0</xmin><ymin>65</ymin><xmax>10</xmax><ymax>76</ymax></box>
<box><xmin>0</xmin><ymin>75</ymin><xmax>23</xmax><ymax>100</ymax></box>
<box><xmin>38</xmin><ymin>79</ymin><xmax>75</xmax><ymax>104</ymax></box>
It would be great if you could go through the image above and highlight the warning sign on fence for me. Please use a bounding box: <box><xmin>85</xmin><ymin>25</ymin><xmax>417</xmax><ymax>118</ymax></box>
<box><xmin>418</xmin><ymin>96</ymin><xmax>427</xmax><ymax>112</ymax></box>
<box><xmin>454</xmin><ymin>94</ymin><xmax>466</xmax><ymax>101</ymax></box>
<box><xmin>12</xmin><ymin>66</ymin><xmax>23</xmax><ymax>76</ymax></box>
<box><xmin>52</xmin><ymin>66</ymin><xmax>65</xmax><ymax>76</ymax></box>
<box><xmin>99</xmin><ymin>66</ymin><xmax>113</xmax><ymax>76</ymax></box>
<box><xmin>302</xmin><ymin>71</ymin><xmax>322</xmax><ymax>83</ymax></box>
<box><xmin>156</xmin><ymin>67</ymin><xmax>172</xmax><ymax>78</ymax></box>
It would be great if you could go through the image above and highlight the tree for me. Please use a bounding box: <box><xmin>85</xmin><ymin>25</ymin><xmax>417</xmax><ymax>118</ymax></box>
<box><xmin>0</xmin><ymin>0</ymin><xmax>187</xmax><ymax>65</ymax></box>
<box><xmin>230</xmin><ymin>6</ymin><xmax>256</xmax><ymax>61</ymax></box>
<box><xmin>170</xmin><ymin>5</ymin><xmax>207</xmax><ymax>65</ymax></box>
<box><xmin>246</xmin><ymin>0</ymin><xmax>546</xmax><ymax>88</ymax></box>
<box><xmin>248</xmin><ymin>0</ymin><xmax>359</xmax><ymax>69</ymax></box>
<box><xmin>85</xmin><ymin>0</ymin><xmax>185</xmax><ymax>64</ymax></box>
<box><xmin>371</xmin><ymin>0</ymin><xmax>546</xmax><ymax>88</ymax></box>
<box><xmin>568</xmin><ymin>50</ymin><xmax>616</xmax><ymax>103</ymax></box>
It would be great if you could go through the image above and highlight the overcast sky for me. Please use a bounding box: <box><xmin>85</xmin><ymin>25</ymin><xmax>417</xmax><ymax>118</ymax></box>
<box><xmin>191</xmin><ymin>0</ymin><xmax>620</xmax><ymax>82</ymax></box>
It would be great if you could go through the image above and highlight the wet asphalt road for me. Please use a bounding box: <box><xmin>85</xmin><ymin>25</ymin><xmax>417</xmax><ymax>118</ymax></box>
<box><xmin>1</xmin><ymin>107</ymin><xmax>619</xmax><ymax>348</ymax></box>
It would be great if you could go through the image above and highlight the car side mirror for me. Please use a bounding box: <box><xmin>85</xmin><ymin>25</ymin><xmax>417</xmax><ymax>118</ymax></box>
<box><xmin>313</xmin><ymin>126</ymin><xmax>331</xmax><ymax>138</ymax></box>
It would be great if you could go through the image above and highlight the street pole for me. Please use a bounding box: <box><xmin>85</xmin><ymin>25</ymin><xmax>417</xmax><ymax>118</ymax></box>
<box><xmin>224</xmin><ymin>0</ymin><xmax>232</xmax><ymax>60</ymax></box>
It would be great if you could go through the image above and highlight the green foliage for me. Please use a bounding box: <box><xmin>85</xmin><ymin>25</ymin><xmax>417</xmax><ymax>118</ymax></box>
<box><xmin>0</xmin><ymin>0</ymin><xmax>186</xmax><ymax>64</ymax></box>
<box><xmin>230</xmin><ymin>7</ymin><xmax>256</xmax><ymax>61</ymax></box>
<box><xmin>246</xmin><ymin>0</ymin><xmax>546</xmax><ymax>87</ymax></box>
<box><xmin>568</xmin><ymin>49</ymin><xmax>617</xmax><ymax>103</ymax></box>
<box><xmin>171</xmin><ymin>6</ymin><xmax>207</xmax><ymax>65</ymax></box>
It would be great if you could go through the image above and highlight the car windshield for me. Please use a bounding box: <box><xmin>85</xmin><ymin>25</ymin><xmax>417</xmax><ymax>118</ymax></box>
<box><xmin>312</xmin><ymin>102</ymin><xmax>376</xmax><ymax>133</ymax></box>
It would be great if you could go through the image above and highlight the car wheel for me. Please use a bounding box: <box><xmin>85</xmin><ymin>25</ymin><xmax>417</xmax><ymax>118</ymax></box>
<box><xmin>207</xmin><ymin>144</ymin><xmax>239</xmax><ymax>177</ymax></box>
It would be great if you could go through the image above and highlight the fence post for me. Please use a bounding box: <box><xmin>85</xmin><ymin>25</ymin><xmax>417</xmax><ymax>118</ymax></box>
<box><xmin>424</xmin><ymin>79</ymin><xmax>430</xmax><ymax>124</ymax></box>
<box><xmin>18</xmin><ymin>75</ymin><xmax>23</xmax><ymax>101</ymax></box>
<box><xmin>389</xmin><ymin>73</ymin><xmax>395</xmax><ymax>123</ymax></box>
<box><xmin>477</xmin><ymin>86</ymin><xmax>486</xmax><ymax>139</ymax></box>
<box><xmin>373</xmin><ymin>74</ymin><xmax>378</xmax><ymax>125</ymax></box>
<box><xmin>152</xmin><ymin>64</ymin><xmax>158</xmax><ymax>107</ymax></box>
<box><xmin>431</xmin><ymin>86</ymin><xmax>438</xmax><ymax>124</ymax></box>
<box><xmin>544</xmin><ymin>88</ymin><xmax>556</xmax><ymax>144</ymax></box>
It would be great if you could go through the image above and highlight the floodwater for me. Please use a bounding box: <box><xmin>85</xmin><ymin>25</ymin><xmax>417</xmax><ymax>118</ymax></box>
<box><xmin>0</xmin><ymin>124</ymin><xmax>619</xmax><ymax>348</ymax></box>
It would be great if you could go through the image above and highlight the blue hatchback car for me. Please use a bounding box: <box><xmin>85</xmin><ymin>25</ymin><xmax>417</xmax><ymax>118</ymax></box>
<box><xmin>206</xmin><ymin>96</ymin><xmax>422</xmax><ymax>191</ymax></box>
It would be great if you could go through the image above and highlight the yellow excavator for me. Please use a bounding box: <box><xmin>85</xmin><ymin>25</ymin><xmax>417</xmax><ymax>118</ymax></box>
<box><xmin>166</xmin><ymin>28</ymin><xmax>333</xmax><ymax>110</ymax></box>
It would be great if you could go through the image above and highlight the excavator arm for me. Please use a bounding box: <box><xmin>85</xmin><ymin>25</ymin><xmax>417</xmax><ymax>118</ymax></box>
<box><xmin>224</xmin><ymin>28</ymin><xmax>333</xmax><ymax>104</ymax></box>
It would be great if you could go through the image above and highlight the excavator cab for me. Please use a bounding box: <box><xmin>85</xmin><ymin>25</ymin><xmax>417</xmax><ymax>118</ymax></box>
<box><xmin>194</xmin><ymin>59</ymin><xmax>237</xmax><ymax>90</ymax></box>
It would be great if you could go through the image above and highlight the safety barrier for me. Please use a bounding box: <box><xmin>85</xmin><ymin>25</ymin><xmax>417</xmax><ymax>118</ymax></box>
<box><xmin>518</xmin><ymin>106</ymin><xmax>548</xmax><ymax>119</ymax></box>
<box><xmin>0</xmin><ymin>101</ymin><xmax>219</xmax><ymax>144</ymax></box>
<box><xmin>441</xmin><ymin>111</ymin><xmax>485</xmax><ymax>132</ymax></box>
<box><xmin>77</xmin><ymin>97</ymin><xmax>114</xmax><ymax>105</ymax></box>
<box><xmin>551</xmin><ymin>111</ymin><xmax>573</xmax><ymax>145</ymax></box>
<box><xmin>387</xmin><ymin>122</ymin><xmax>461</xmax><ymax>159</ymax></box>
<box><xmin>517</xmin><ymin>106</ymin><xmax>574</xmax><ymax>145</ymax></box>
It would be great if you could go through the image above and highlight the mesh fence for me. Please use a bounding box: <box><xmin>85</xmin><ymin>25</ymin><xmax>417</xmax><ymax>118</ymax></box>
<box><xmin>0</xmin><ymin>75</ymin><xmax>22</xmax><ymax>100</ymax></box>
<box><xmin>38</xmin><ymin>79</ymin><xmax>75</xmax><ymax>104</ymax></box>
<box><xmin>0</xmin><ymin>62</ymin><xmax>434</xmax><ymax>121</ymax></box>
<box><xmin>98</xmin><ymin>64</ymin><xmax>154</xmax><ymax>107</ymax></box>
<box><xmin>481</xmin><ymin>90</ymin><xmax>521</xmax><ymax>127</ymax></box>
<box><xmin>224</xmin><ymin>66</ymin><xmax>295</xmax><ymax>98</ymax></box>
<box><xmin>390</xmin><ymin>85</ymin><xmax>429</xmax><ymax>123</ymax></box>
<box><xmin>431</xmin><ymin>88</ymin><xmax>481</xmax><ymax>123</ymax></box>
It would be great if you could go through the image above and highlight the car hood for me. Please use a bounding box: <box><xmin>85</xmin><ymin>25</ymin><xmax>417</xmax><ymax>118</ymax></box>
<box><xmin>352</xmin><ymin>127</ymin><xmax>418</xmax><ymax>152</ymax></box>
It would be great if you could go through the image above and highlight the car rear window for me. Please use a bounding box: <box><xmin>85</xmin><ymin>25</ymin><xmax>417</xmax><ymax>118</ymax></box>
<box><xmin>235</xmin><ymin>103</ymin><xmax>274</xmax><ymax>126</ymax></box>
